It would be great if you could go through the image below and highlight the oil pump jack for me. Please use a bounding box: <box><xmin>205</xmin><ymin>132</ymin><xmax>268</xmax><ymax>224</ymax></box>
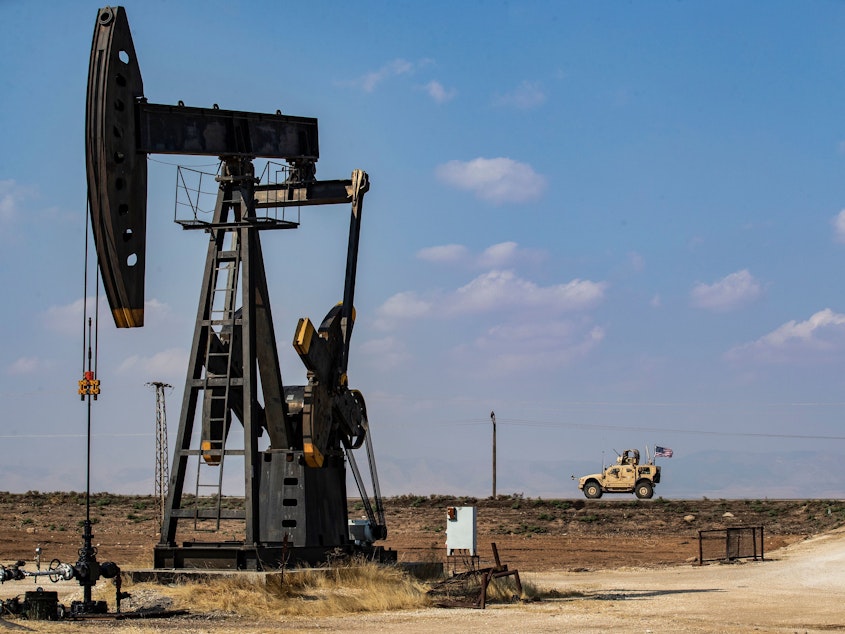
<box><xmin>86</xmin><ymin>6</ymin><xmax>389</xmax><ymax>569</ymax></box>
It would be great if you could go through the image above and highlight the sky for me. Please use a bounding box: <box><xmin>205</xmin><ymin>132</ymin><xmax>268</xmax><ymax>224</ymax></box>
<box><xmin>2</xmin><ymin>1</ymin><xmax>845</xmax><ymax>499</ymax></box>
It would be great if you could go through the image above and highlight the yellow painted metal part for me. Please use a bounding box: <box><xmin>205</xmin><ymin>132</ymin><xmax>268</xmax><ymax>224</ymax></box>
<box><xmin>201</xmin><ymin>440</ymin><xmax>220</xmax><ymax>466</ymax></box>
<box><xmin>112</xmin><ymin>307</ymin><xmax>144</xmax><ymax>329</ymax></box>
<box><xmin>293</xmin><ymin>318</ymin><xmax>315</xmax><ymax>355</ymax></box>
<box><xmin>334</xmin><ymin>301</ymin><xmax>356</xmax><ymax>323</ymax></box>
<box><xmin>303</xmin><ymin>442</ymin><xmax>324</xmax><ymax>468</ymax></box>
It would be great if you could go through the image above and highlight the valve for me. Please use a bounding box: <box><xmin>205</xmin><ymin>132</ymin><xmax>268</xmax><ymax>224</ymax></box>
<box><xmin>0</xmin><ymin>562</ymin><xmax>25</xmax><ymax>583</ymax></box>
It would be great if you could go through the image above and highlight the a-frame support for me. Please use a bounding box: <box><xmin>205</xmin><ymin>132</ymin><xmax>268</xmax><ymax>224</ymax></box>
<box><xmin>157</xmin><ymin>157</ymin><xmax>292</xmax><ymax>565</ymax></box>
<box><xmin>154</xmin><ymin>159</ymin><xmax>385</xmax><ymax>570</ymax></box>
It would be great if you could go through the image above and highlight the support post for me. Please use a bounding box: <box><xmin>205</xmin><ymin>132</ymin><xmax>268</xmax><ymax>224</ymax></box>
<box><xmin>490</xmin><ymin>411</ymin><xmax>496</xmax><ymax>499</ymax></box>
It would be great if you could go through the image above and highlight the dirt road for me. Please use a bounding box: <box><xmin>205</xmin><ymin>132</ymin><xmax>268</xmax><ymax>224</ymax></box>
<box><xmin>248</xmin><ymin>526</ymin><xmax>845</xmax><ymax>633</ymax></box>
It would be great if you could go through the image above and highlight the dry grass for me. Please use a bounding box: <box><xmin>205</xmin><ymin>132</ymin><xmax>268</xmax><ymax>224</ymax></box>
<box><xmin>161</xmin><ymin>561</ymin><xmax>430</xmax><ymax>618</ymax></box>
<box><xmin>485</xmin><ymin>574</ymin><xmax>528</xmax><ymax>602</ymax></box>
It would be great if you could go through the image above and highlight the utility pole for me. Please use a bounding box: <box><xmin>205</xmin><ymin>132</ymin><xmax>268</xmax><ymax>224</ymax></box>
<box><xmin>490</xmin><ymin>411</ymin><xmax>496</xmax><ymax>499</ymax></box>
<box><xmin>147</xmin><ymin>381</ymin><xmax>171</xmax><ymax>529</ymax></box>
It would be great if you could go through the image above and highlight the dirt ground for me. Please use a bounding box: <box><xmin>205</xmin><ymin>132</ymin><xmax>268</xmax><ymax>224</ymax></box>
<box><xmin>3</xmin><ymin>493</ymin><xmax>839</xmax><ymax>570</ymax></box>
<box><xmin>0</xmin><ymin>493</ymin><xmax>843</xmax><ymax>632</ymax></box>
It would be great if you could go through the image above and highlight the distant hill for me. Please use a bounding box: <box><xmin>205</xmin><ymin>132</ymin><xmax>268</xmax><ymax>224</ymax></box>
<box><xmin>1</xmin><ymin>449</ymin><xmax>843</xmax><ymax>499</ymax></box>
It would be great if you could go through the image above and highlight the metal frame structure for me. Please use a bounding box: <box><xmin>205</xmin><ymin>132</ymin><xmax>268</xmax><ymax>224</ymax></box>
<box><xmin>698</xmin><ymin>526</ymin><xmax>765</xmax><ymax>565</ymax></box>
<box><xmin>147</xmin><ymin>381</ymin><xmax>171</xmax><ymax>527</ymax></box>
<box><xmin>85</xmin><ymin>6</ymin><xmax>388</xmax><ymax>570</ymax></box>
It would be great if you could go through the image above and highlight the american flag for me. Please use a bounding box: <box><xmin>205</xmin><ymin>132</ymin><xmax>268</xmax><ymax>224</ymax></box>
<box><xmin>655</xmin><ymin>446</ymin><xmax>673</xmax><ymax>458</ymax></box>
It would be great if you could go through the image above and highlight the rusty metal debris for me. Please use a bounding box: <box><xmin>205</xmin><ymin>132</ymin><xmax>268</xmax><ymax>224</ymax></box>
<box><xmin>429</xmin><ymin>543</ymin><xmax>523</xmax><ymax>609</ymax></box>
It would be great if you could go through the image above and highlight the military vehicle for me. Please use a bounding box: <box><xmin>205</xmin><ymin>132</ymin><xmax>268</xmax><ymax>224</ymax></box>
<box><xmin>576</xmin><ymin>448</ymin><xmax>661</xmax><ymax>499</ymax></box>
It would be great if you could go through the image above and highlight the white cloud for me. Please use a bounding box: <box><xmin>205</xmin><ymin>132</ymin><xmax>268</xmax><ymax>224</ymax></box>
<box><xmin>43</xmin><ymin>297</ymin><xmax>175</xmax><ymax>335</ymax></box>
<box><xmin>358</xmin><ymin>336</ymin><xmax>410</xmax><ymax>369</ymax></box>
<box><xmin>362</xmin><ymin>59</ymin><xmax>412</xmax><ymax>91</ymax></box>
<box><xmin>136</xmin><ymin>298</ymin><xmax>177</xmax><ymax>325</ymax></box>
<box><xmin>424</xmin><ymin>80</ymin><xmax>456</xmax><ymax>104</ymax></box>
<box><xmin>727</xmin><ymin>308</ymin><xmax>845</xmax><ymax>363</ymax></box>
<box><xmin>451</xmin><ymin>270</ymin><xmax>606</xmax><ymax>315</ymax></box>
<box><xmin>435</xmin><ymin>157</ymin><xmax>546</xmax><ymax>204</ymax></box>
<box><xmin>375</xmin><ymin>270</ymin><xmax>606</xmax><ymax>330</ymax></box>
<box><xmin>628</xmin><ymin>252</ymin><xmax>645</xmax><ymax>273</ymax></box>
<box><xmin>418</xmin><ymin>242</ymin><xmax>544</xmax><ymax>269</ymax></box>
<box><xmin>344</xmin><ymin>58</ymin><xmax>435</xmax><ymax>93</ymax></box>
<box><xmin>832</xmin><ymin>210</ymin><xmax>845</xmax><ymax>244</ymax></box>
<box><xmin>478</xmin><ymin>242</ymin><xmax>519</xmax><ymax>268</ymax></box>
<box><xmin>117</xmin><ymin>347</ymin><xmax>188</xmax><ymax>377</ymax></box>
<box><xmin>374</xmin><ymin>291</ymin><xmax>433</xmax><ymax>329</ymax></box>
<box><xmin>690</xmin><ymin>270</ymin><xmax>762</xmax><ymax>312</ymax></box>
<box><xmin>493</xmin><ymin>81</ymin><xmax>547</xmax><ymax>109</ymax></box>
<box><xmin>468</xmin><ymin>319</ymin><xmax>604</xmax><ymax>376</ymax></box>
<box><xmin>417</xmin><ymin>244</ymin><xmax>468</xmax><ymax>263</ymax></box>
<box><xmin>0</xmin><ymin>179</ymin><xmax>32</xmax><ymax>226</ymax></box>
<box><xmin>7</xmin><ymin>357</ymin><xmax>41</xmax><ymax>375</ymax></box>
<box><xmin>43</xmin><ymin>297</ymin><xmax>107</xmax><ymax>335</ymax></box>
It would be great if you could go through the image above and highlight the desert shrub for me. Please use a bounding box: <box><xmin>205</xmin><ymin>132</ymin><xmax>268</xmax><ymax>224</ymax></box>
<box><xmin>513</xmin><ymin>523</ymin><xmax>548</xmax><ymax>535</ymax></box>
<box><xmin>166</xmin><ymin>561</ymin><xmax>429</xmax><ymax>617</ymax></box>
<box><xmin>577</xmin><ymin>514</ymin><xmax>599</xmax><ymax>523</ymax></box>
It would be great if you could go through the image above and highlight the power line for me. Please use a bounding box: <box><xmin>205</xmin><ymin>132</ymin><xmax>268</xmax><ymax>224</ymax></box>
<box><xmin>366</xmin><ymin>394</ymin><xmax>845</xmax><ymax>408</ymax></box>
<box><xmin>447</xmin><ymin>417</ymin><xmax>845</xmax><ymax>441</ymax></box>
<box><xmin>0</xmin><ymin>433</ymin><xmax>153</xmax><ymax>438</ymax></box>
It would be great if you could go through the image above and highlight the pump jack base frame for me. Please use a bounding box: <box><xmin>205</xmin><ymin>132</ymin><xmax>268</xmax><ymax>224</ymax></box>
<box><xmin>153</xmin><ymin>543</ymin><xmax>396</xmax><ymax>571</ymax></box>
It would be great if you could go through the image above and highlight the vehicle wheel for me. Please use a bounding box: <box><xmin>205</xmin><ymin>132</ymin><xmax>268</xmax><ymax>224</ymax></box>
<box><xmin>584</xmin><ymin>481</ymin><xmax>603</xmax><ymax>499</ymax></box>
<box><xmin>635</xmin><ymin>481</ymin><xmax>653</xmax><ymax>499</ymax></box>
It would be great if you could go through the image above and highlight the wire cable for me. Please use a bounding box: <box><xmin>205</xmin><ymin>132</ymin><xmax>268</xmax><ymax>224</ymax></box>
<box><xmin>81</xmin><ymin>195</ymin><xmax>90</xmax><ymax>376</ymax></box>
<box><xmin>447</xmin><ymin>417</ymin><xmax>845</xmax><ymax>441</ymax></box>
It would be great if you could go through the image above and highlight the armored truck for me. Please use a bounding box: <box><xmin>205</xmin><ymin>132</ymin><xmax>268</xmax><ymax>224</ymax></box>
<box><xmin>576</xmin><ymin>449</ymin><xmax>660</xmax><ymax>499</ymax></box>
